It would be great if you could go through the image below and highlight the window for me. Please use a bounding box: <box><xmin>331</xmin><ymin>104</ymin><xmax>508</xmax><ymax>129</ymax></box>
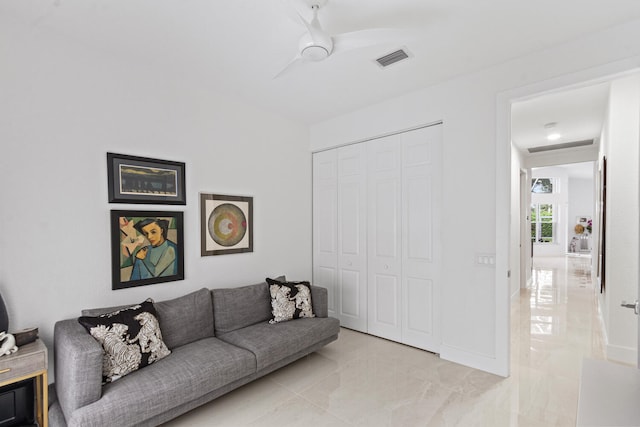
<box><xmin>531</xmin><ymin>178</ymin><xmax>554</xmax><ymax>193</ymax></box>
<box><xmin>531</xmin><ymin>203</ymin><xmax>555</xmax><ymax>243</ymax></box>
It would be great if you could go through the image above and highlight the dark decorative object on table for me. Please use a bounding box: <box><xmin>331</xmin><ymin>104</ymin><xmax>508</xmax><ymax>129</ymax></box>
<box><xmin>14</xmin><ymin>327</ymin><xmax>39</xmax><ymax>346</ymax></box>
<box><xmin>0</xmin><ymin>291</ymin><xmax>8</xmax><ymax>333</ymax></box>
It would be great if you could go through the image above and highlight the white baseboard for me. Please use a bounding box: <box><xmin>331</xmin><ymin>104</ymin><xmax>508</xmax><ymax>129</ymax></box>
<box><xmin>596</xmin><ymin>296</ymin><xmax>636</xmax><ymax>365</ymax></box>
<box><xmin>606</xmin><ymin>343</ymin><xmax>637</xmax><ymax>366</ymax></box>
<box><xmin>439</xmin><ymin>344</ymin><xmax>508</xmax><ymax>377</ymax></box>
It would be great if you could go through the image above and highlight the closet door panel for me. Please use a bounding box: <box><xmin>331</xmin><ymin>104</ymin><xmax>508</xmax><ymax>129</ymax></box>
<box><xmin>372</xmin><ymin>273</ymin><xmax>400</xmax><ymax>329</ymax></box>
<box><xmin>340</xmin><ymin>269</ymin><xmax>362</xmax><ymax>318</ymax></box>
<box><xmin>405</xmin><ymin>175</ymin><xmax>433</xmax><ymax>261</ymax></box>
<box><xmin>367</xmin><ymin>137</ymin><xmax>402</xmax><ymax>341</ymax></box>
<box><xmin>406</xmin><ymin>277</ymin><xmax>433</xmax><ymax>333</ymax></box>
<box><xmin>337</xmin><ymin>145</ymin><xmax>367</xmax><ymax>331</ymax></box>
<box><xmin>317</xmin><ymin>266</ymin><xmax>337</xmax><ymax>315</ymax></box>
<box><xmin>339</xmin><ymin>182</ymin><xmax>361</xmax><ymax>254</ymax></box>
<box><xmin>374</xmin><ymin>180</ymin><xmax>399</xmax><ymax>257</ymax></box>
<box><xmin>316</xmin><ymin>186</ymin><xmax>338</xmax><ymax>255</ymax></box>
<box><xmin>401</xmin><ymin>125</ymin><xmax>442</xmax><ymax>352</ymax></box>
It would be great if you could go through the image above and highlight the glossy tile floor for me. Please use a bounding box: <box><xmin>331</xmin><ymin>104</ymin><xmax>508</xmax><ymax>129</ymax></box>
<box><xmin>164</xmin><ymin>255</ymin><xmax>605</xmax><ymax>426</ymax></box>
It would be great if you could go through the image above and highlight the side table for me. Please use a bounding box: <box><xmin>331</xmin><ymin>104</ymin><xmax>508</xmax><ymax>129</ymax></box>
<box><xmin>0</xmin><ymin>339</ymin><xmax>48</xmax><ymax>427</ymax></box>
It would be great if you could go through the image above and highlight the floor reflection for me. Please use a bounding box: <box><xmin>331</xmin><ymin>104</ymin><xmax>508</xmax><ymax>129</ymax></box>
<box><xmin>515</xmin><ymin>255</ymin><xmax>605</xmax><ymax>425</ymax></box>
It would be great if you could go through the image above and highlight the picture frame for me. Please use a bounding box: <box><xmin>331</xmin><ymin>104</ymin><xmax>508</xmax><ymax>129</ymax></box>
<box><xmin>597</xmin><ymin>156</ymin><xmax>607</xmax><ymax>293</ymax></box>
<box><xmin>111</xmin><ymin>210</ymin><xmax>184</xmax><ymax>290</ymax></box>
<box><xmin>200</xmin><ymin>193</ymin><xmax>253</xmax><ymax>256</ymax></box>
<box><xmin>107</xmin><ymin>153</ymin><xmax>186</xmax><ymax>204</ymax></box>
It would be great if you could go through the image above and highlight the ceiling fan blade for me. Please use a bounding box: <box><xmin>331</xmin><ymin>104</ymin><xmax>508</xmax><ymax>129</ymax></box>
<box><xmin>332</xmin><ymin>28</ymin><xmax>417</xmax><ymax>55</ymax></box>
<box><xmin>280</xmin><ymin>0</ymin><xmax>306</xmax><ymax>26</ymax></box>
<box><xmin>273</xmin><ymin>54</ymin><xmax>306</xmax><ymax>79</ymax></box>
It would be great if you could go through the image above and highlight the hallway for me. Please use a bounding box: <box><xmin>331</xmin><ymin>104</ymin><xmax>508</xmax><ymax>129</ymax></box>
<box><xmin>512</xmin><ymin>255</ymin><xmax>606</xmax><ymax>425</ymax></box>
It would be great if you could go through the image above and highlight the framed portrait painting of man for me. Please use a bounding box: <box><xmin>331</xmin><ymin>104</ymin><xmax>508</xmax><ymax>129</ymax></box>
<box><xmin>111</xmin><ymin>210</ymin><xmax>184</xmax><ymax>290</ymax></box>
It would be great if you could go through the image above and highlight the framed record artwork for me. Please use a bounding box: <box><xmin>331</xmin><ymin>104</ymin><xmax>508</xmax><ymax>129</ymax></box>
<box><xmin>200</xmin><ymin>193</ymin><xmax>253</xmax><ymax>256</ymax></box>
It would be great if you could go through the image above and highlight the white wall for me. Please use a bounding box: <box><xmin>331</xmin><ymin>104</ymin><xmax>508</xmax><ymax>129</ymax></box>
<box><xmin>598</xmin><ymin>74</ymin><xmax>640</xmax><ymax>364</ymax></box>
<box><xmin>310</xmin><ymin>19</ymin><xmax>640</xmax><ymax>375</ymax></box>
<box><xmin>0</xmin><ymin>20</ymin><xmax>311</xmax><ymax>378</ymax></box>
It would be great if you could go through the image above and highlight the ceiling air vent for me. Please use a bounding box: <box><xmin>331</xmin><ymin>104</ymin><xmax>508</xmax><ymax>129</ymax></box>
<box><xmin>527</xmin><ymin>139</ymin><xmax>594</xmax><ymax>154</ymax></box>
<box><xmin>376</xmin><ymin>49</ymin><xmax>410</xmax><ymax>68</ymax></box>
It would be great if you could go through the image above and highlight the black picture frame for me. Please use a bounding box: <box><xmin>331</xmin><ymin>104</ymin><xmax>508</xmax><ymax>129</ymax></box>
<box><xmin>111</xmin><ymin>210</ymin><xmax>184</xmax><ymax>290</ymax></box>
<box><xmin>107</xmin><ymin>153</ymin><xmax>186</xmax><ymax>204</ymax></box>
<box><xmin>597</xmin><ymin>156</ymin><xmax>607</xmax><ymax>293</ymax></box>
<box><xmin>200</xmin><ymin>193</ymin><xmax>253</xmax><ymax>256</ymax></box>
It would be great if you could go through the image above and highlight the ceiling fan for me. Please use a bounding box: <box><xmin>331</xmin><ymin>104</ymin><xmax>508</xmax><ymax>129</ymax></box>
<box><xmin>275</xmin><ymin>0</ymin><xmax>412</xmax><ymax>78</ymax></box>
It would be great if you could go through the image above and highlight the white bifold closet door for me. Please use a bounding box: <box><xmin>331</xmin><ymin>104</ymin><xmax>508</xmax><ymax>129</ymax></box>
<box><xmin>367</xmin><ymin>134</ymin><xmax>403</xmax><ymax>341</ymax></box>
<box><xmin>368</xmin><ymin>125</ymin><xmax>442</xmax><ymax>351</ymax></box>
<box><xmin>312</xmin><ymin>149</ymin><xmax>338</xmax><ymax>318</ymax></box>
<box><xmin>336</xmin><ymin>144</ymin><xmax>368</xmax><ymax>331</ymax></box>
<box><xmin>400</xmin><ymin>125</ymin><xmax>442</xmax><ymax>351</ymax></box>
<box><xmin>313</xmin><ymin>124</ymin><xmax>442</xmax><ymax>353</ymax></box>
<box><xmin>312</xmin><ymin>145</ymin><xmax>368</xmax><ymax>331</ymax></box>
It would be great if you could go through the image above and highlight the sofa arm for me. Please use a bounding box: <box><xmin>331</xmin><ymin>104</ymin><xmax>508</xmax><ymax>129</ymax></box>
<box><xmin>310</xmin><ymin>285</ymin><xmax>329</xmax><ymax>318</ymax></box>
<box><xmin>53</xmin><ymin>319</ymin><xmax>104</xmax><ymax>421</ymax></box>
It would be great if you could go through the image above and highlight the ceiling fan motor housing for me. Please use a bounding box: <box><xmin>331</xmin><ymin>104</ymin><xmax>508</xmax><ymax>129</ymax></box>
<box><xmin>299</xmin><ymin>32</ymin><xmax>333</xmax><ymax>61</ymax></box>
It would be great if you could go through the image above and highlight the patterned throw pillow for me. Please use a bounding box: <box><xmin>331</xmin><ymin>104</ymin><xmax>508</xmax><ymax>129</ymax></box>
<box><xmin>266</xmin><ymin>278</ymin><xmax>315</xmax><ymax>324</ymax></box>
<box><xmin>78</xmin><ymin>299</ymin><xmax>171</xmax><ymax>383</ymax></box>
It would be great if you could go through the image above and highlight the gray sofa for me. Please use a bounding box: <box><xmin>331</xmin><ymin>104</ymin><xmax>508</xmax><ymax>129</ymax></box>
<box><xmin>48</xmin><ymin>280</ymin><xmax>340</xmax><ymax>427</ymax></box>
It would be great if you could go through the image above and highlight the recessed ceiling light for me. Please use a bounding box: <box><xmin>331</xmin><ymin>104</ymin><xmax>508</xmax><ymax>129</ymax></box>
<box><xmin>544</xmin><ymin>122</ymin><xmax>561</xmax><ymax>141</ymax></box>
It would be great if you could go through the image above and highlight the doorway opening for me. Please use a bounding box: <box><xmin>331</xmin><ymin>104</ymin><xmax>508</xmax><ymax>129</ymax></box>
<box><xmin>506</xmin><ymin>69</ymin><xmax>640</xmax><ymax>377</ymax></box>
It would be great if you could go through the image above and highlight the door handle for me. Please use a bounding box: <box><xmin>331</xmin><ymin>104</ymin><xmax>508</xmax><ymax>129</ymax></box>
<box><xmin>620</xmin><ymin>300</ymin><xmax>639</xmax><ymax>315</ymax></box>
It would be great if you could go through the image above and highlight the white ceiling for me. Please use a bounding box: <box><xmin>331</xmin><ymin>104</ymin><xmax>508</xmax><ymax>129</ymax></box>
<box><xmin>3</xmin><ymin>0</ymin><xmax>640</xmax><ymax>125</ymax></box>
<box><xmin>511</xmin><ymin>83</ymin><xmax>610</xmax><ymax>152</ymax></box>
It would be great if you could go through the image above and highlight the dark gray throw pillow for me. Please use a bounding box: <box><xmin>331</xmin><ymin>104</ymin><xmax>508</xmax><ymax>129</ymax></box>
<box><xmin>266</xmin><ymin>278</ymin><xmax>316</xmax><ymax>324</ymax></box>
<box><xmin>78</xmin><ymin>299</ymin><xmax>171</xmax><ymax>383</ymax></box>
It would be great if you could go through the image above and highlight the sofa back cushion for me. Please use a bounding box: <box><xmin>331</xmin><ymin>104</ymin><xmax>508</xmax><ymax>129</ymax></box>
<box><xmin>154</xmin><ymin>288</ymin><xmax>215</xmax><ymax>348</ymax></box>
<box><xmin>212</xmin><ymin>276</ymin><xmax>284</xmax><ymax>335</ymax></box>
<box><xmin>81</xmin><ymin>288</ymin><xmax>215</xmax><ymax>349</ymax></box>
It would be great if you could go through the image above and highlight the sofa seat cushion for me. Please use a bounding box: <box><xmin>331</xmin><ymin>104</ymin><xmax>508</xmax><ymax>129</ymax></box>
<box><xmin>217</xmin><ymin>317</ymin><xmax>340</xmax><ymax>371</ymax></box>
<box><xmin>67</xmin><ymin>337</ymin><xmax>256</xmax><ymax>427</ymax></box>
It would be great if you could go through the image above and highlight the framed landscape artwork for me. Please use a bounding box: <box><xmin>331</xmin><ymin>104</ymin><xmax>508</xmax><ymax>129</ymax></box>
<box><xmin>200</xmin><ymin>193</ymin><xmax>253</xmax><ymax>256</ymax></box>
<box><xmin>107</xmin><ymin>153</ymin><xmax>186</xmax><ymax>204</ymax></box>
<box><xmin>111</xmin><ymin>210</ymin><xmax>184</xmax><ymax>290</ymax></box>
